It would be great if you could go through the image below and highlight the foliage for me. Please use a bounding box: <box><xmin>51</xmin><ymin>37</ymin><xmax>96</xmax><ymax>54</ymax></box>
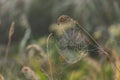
<box><xmin>0</xmin><ymin>0</ymin><xmax>120</xmax><ymax>80</ymax></box>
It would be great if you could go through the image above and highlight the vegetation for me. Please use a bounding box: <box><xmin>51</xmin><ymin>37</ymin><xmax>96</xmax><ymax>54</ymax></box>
<box><xmin>0</xmin><ymin>0</ymin><xmax>120</xmax><ymax>80</ymax></box>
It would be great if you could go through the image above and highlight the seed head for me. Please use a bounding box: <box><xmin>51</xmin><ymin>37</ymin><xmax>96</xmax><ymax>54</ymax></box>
<box><xmin>21</xmin><ymin>66</ymin><xmax>40</xmax><ymax>80</ymax></box>
<box><xmin>57</xmin><ymin>15</ymin><xmax>74</xmax><ymax>25</ymax></box>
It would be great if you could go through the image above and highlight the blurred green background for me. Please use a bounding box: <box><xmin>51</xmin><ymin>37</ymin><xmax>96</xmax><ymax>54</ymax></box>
<box><xmin>0</xmin><ymin>0</ymin><xmax>120</xmax><ymax>80</ymax></box>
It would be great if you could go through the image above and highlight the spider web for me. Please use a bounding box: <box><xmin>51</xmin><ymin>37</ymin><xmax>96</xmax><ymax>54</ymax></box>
<box><xmin>53</xmin><ymin>24</ymin><xmax>99</xmax><ymax>64</ymax></box>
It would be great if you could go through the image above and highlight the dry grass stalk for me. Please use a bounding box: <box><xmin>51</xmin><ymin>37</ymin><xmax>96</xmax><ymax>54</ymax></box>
<box><xmin>47</xmin><ymin>33</ymin><xmax>53</xmax><ymax>80</ymax></box>
<box><xmin>8</xmin><ymin>22</ymin><xmax>15</xmax><ymax>40</ymax></box>
<box><xmin>0</xmin><ymin>74</ymin><xmax>4</xmax><ymax>80</ymax></box>
<box><xmin>114</xmin><ymin>61</ymin><xmax>120</xmax><ymax>80</ymax></box>
<box><xmin>25</xmin><ymin>44</ymin><xmax>50</xmax><ymax>78</ymax></box>
<box><xmin>21</xmin><ymin>66</ymin><xmax>40</xmax><ymax>80</ymax></box>
<box><xmin>2</xmin><ymin>22</ymin><xmax>15</xmax><ymax>74</ymax></box>
<box><xmin>110</xmin><ymin>50</ymin><xmax>120</xmax><ymax>80</ymax></box>
<box><xmin>26</xmin><ymin>44</ymin><xmax>47</xmax><ymax>58</ymax></box>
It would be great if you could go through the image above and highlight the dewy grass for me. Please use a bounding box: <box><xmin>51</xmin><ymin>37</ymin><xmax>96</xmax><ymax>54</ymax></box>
<box><xmin>0</xmin><ymin>16</ymin><xmax>120</xmax><ymax>80</ymax></box>
<box><xmin>55</xmin><ymin>15</ymin><xmax>120</xmax><ymax>72</ymax></box>
<box><xmin>2</xmin><ymin>22</ymin><xmax>15</xmax><ymax>75</ymax></box>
